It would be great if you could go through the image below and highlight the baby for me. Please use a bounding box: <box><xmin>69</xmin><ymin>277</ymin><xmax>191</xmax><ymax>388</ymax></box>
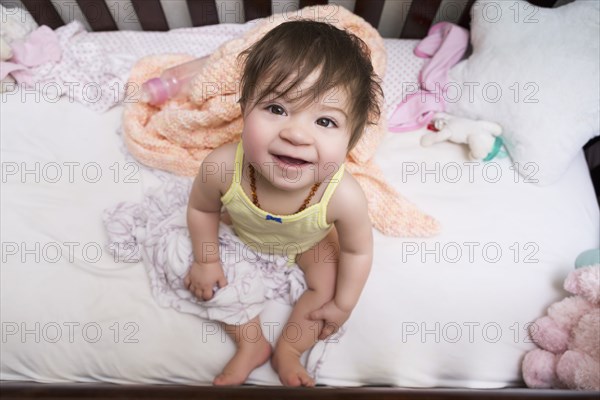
<box><xmin>184</xmin><ymin>19</ymin><xmax>381</xmax><ymax>387</ymax></box>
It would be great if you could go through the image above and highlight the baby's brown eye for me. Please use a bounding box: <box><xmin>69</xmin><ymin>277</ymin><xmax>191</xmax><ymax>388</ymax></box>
<box><xmin>316</xmin><ymin>118</ymin><xmax>337</xmax><ymax>128</ymax></box>
<box><xmin>267</xmin><ymin>105</ymin><xmax>285</xmax><ymax>115</ymax></box>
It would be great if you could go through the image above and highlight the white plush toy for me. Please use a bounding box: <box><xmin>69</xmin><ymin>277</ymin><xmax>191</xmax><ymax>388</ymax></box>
<box><xmin>1</xmin><ymin>5</ymin><xmax>38</xmax><ymax>43</ymax></box>
<box><xmin>421</xmin><ymin>112</ymin><xmax>504</xmax><ymax>161</ymax></box>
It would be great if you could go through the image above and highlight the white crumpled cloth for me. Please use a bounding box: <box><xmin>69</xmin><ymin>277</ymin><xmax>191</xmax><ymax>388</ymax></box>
<box><xmin>102</xmin><ymin>177</ymin><xmax>308</xmax><ymax>325</ymax></box>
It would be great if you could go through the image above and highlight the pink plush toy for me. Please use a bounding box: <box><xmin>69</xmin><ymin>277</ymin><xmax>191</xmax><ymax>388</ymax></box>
<box><xmin>522</xmin><ymin>251</ymin><xmax>600</xmax><ymax>390</ymax></box>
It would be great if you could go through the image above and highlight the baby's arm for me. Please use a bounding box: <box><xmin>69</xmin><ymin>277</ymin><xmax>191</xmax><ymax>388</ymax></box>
<box><xmin>184</xmin><ymin>146</ymin><xmax>232</xmax><ymax>300</ymax></box>
<box><xmin>309</xmin><ymin>174</ymin><xmax>373</xmax><ymax>337</ymax></box>
<box><xmin>329</xmin><ymin>175</ymin><xmax>373</xmax><ymax>312</ymax></box>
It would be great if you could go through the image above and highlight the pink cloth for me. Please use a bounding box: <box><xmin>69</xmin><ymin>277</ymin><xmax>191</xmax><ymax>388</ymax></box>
<box><xmin>0</xmin><ymin>26</ymin><xmax>61</xmax><ymax>83</ymax></box>
<box><xmin>388</xmin><ymin>22</ymin><xmax>469</xmax><ymax>132</ymax></box>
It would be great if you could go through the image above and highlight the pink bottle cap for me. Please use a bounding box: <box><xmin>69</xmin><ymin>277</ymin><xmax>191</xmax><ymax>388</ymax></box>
<box><xmin>141</xmin><ymin>77</ymin><xmax>169</xmax><ymax>106</ymax></box>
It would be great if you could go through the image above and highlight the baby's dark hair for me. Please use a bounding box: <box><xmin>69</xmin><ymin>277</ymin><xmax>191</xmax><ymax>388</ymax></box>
<box><xmin>238</xmin><ymin>20</ymin><xmax>383</xmax><ymax>151</ymax></box>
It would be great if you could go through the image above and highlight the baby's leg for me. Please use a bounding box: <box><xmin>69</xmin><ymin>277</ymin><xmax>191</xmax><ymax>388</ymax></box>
<box><xmin>213</xmin><ymin>316</ymin><xmax>272</xmax><ymax>386</ymax></box>
<box><xmin>271</xmin><ymin>228</ymin><xmax>339</xmax><ymax>387</ymax></box>
<box><xmin>212</xmin><ymin>212</ymin><xmax>271</xmax><ymax>385</ymax></box>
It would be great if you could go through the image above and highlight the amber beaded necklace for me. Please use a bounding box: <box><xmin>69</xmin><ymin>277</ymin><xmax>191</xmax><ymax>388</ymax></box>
<box><xmin>248</xmin><ymin>164</ymin><xmax>321</xmax><ymax>213</ymax></box>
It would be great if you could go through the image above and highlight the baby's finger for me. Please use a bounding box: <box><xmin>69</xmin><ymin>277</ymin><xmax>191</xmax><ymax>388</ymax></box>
<box><xmin>190</xmin><ymin>286</ymin><xmax>202</xmax><ymax>300</ymax></box>
<box><xmin>201</xmin><ymin>287</ymin><xmax>214</xmax><ymax>301</ymax></box>
<box><xmin>319</xmin><ymin>327</ymin><xmax>332</xmax><ymax>340</ymax></box>
<box><xmin>218</xmin><ymin>276</ymin><xmax>228</xmax><ymax>288</ymax></box>
<box><xmin>319</xmin><ymin>322</ymin><xmax>338</xmax><ymax>340</ymax></box>
<box><xmin>183</xmin><ymin>275</ymin><xmax>190</xmax><ymax>288</ymax></box>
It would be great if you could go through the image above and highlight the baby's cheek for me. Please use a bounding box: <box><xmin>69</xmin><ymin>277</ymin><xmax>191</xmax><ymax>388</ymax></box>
<box><xmin>241</xmin><ymin>122</ymin><xmax>264</xmax><ymax>161</ymax></box>
<box><xmin>316</xmin><ymin>161</ymin><xmax>344</xmax><ymax>183</ymax></box>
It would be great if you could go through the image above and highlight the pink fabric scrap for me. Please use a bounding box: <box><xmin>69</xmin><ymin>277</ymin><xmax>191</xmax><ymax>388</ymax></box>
<box><xmin>388</xmin><ymin>22</ymin><xmax>469</xmax><ymax>132</ymax></box>
<box><xmin>0</xmin><ymin>25</ymin><xmax>61</xmax><ymax>83</ymax></box>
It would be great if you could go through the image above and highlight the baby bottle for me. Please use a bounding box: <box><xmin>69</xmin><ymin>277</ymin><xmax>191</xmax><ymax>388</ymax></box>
<box><xmin>140</xmin><ymin>56</ymin><xmax>208</xmax><ymax>106</ymax></box>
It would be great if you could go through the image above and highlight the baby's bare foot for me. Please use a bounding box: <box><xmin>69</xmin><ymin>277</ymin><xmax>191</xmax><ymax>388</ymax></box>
<box><xmin>213</xmin><ymin>335</ymin><xmax>272</xmax><ymax>386</ymax></box>
<box><xmin>271</xmin><ymin>343</ymin><xmax>315</xmax><ymax>387</ymax></box>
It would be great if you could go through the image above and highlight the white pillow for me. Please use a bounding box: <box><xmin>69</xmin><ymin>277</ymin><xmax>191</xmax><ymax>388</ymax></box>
<box><xmin>447</xmin><ymin>0</ymin><xmax>600</xmax><ymax>185</ymax></box>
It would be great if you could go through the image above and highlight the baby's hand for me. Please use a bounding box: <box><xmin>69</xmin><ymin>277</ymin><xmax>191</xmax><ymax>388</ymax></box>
<box><xmin>184</xmin><ymin>261</ymin><xmax>228</xmax><ymax>301</ymax></box>
<box><xmin>308</xmin><ymin>300</ymin><xmax>352</xmax><ymax>341</ymax></box>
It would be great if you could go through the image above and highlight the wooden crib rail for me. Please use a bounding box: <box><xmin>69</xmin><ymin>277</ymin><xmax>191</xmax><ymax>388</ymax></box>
<box><xmin>2</xmin><ymin>381</ymin><xmax>600</xmax><ymax>400</ymax></box>
<box><xmin>17</xmin><ymin>0</ymin><xmax>563</xmax><ymax>38</ymax></box>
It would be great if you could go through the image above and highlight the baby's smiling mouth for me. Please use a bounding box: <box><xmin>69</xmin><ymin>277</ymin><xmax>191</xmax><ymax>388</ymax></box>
<box><xmin>274</xmin><ymin>154</ymin><xmax>310</xmax><ymax>166</ymax></box>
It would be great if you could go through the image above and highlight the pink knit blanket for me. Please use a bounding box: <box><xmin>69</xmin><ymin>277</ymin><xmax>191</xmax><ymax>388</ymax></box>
<box><xmin>122</xmin><ymin>5</ymin><xmax>439</xmax><ymax>237</ymax></box>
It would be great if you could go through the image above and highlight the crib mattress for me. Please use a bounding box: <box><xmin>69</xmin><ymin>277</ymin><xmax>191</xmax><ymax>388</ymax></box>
<box><xmin>1</xmin><ymin>40</ymin><xmax>598</xmax><ymax>387</ymax></box>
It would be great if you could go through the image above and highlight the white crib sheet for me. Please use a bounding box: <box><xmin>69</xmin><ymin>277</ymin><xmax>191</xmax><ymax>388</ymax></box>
<box><xmin>1</xmin><ymin>43</ymin><xmax>598</xmax><ymax>388</ymax></box>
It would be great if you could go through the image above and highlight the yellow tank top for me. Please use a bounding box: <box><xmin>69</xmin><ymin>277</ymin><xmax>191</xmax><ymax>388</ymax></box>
<box><xmin>221</xmin><ymin>142</ymin><xmax>345</xmax><ymax>265</ymax></box>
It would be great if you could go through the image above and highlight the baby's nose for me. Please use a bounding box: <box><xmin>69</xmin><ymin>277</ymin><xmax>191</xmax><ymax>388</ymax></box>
<box><xmin>279</xmin><ymin>124</ymin><xmax>313</xmax><ymax>145</ymax></box>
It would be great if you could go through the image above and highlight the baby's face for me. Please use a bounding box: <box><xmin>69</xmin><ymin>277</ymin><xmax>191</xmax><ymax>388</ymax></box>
<box><xmin>241</xmin><ymin>72</ymin><xmax>351</xmax><ymax>192</ymax></box>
